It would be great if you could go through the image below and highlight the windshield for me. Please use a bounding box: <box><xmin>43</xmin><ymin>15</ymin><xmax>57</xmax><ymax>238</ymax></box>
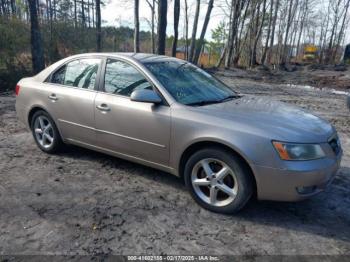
<box><xmin>143</xmin><ymin>60</ymin><xmax>237</xmax><ymax>105</ymax></box>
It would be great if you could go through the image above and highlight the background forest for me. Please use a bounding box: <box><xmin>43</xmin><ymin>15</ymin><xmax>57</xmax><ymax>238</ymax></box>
<box><xmin>0</xmin><ymin>0</ymin><xmax>349</xmax><ymax>91</ymax></box>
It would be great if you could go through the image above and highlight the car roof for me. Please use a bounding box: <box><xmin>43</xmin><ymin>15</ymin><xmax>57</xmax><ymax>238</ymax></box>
<box><xmin>74</xmin><ymin>52</ymin><xmax>185</xmax><ymax>64</ymax></box>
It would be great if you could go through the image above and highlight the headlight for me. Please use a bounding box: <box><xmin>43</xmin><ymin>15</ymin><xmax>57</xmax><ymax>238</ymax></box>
<box><xmin>272</xmin><ymin>141</ymin><xmax>325</xmax><ymax>160</ymax></box>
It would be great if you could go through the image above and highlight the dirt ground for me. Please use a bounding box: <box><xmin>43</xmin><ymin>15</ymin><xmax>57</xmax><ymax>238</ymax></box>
<box><xmin>0</xmin><ymin>68</ymin><xmax>349</xmax><ymax>256</ymax></box>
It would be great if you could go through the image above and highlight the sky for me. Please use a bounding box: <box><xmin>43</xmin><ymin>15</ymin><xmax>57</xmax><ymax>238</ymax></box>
<box><xmin>101</xmin><ymin>0</ymin><xmax>227</xmax><ymax>41</ymax></box>
<box><xmin>100</xmin><ymin>0</ymin><xmax>350</xmax><ymax>44</ymax></box>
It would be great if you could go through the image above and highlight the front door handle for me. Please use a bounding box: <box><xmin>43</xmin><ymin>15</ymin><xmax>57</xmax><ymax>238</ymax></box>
<box><xmin>48</xmin><ymin>94</ymin><xmax>58</xmax><ymax>101</ymax></box>
<box><xmin>96</xmin><ymin>104</ymin><xmax>111</xmax><ymax>112</ymax></box>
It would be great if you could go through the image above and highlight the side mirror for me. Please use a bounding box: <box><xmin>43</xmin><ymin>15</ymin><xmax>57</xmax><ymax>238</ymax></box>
<box><xmin>130</xmin><ymin>89</ymin><xmax>162</xmax><ymax>104</ymax></box>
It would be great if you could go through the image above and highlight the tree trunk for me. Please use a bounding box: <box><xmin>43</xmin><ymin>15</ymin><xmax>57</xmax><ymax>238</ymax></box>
<box><xmin>45</xmin><ymin>0</ymin><xmax>49</xmax><ymax>21</ymax></box>
<box><xmin>188</xmin><ymin>0</ymin><xmax>200</xmax><ymax>62</ymax></box>
<box><xmin>48</xmin><ymin>0</ymin><xmax>53</xmax><ymax>62</ymax></box>
<box><xmin>289</xmin><ymin>0</ymin><xmax>300</xmax><ymax>48</ymax></box>
<box><xmin>326</xmin><ymin>0</ymin><xmax>342</xmax><ymax>63</ymax></box>
<box><xmin>216</xmin><ymin>44</ymin><xmax>226</xmax><ymax>68</ymax></box>
<box><xmin>296</xmin><ymin>0</ymin><xmax>307</xmax><ymax>59</ymax></box>
<box><xmin>247</xmin><ymin>1</ymin><xmax>259</xmax><ymax>67</ymax></box>
<box><xmin>287</xmin><ymin>0</ymin><xmax>299</xmax><ymax>61</ymax></box>
<box><xmin>81</xmin><ymin>0</ymin><xmax>85</xmax><ymax>27</ymax></box>
<box><xmin>10</xmin><ymin>0</ymin><xmax>15</xmax><ymax>14</ymax></box>
<box><xmin>233</xmin><ymin>0</ymin><xmax>251</xmax><ymax>66</ymax></box>
<box><xmin>151</xmin><ymin>0</ymin><xmax>155</xmax><ymax>53</ymax></box>
<box><xmin>74</xmin><ymin>0</ymin><xmax>77</xmax><ymax>27</ymax></box>
<box><xmin>251</xmin><ymin>0</ymin><xmax>267</xmax><ymax>66</ymax></box>
<box><xmin>113</xmin><ymin>32</ymin><xmax>117</xmax><ymax>52</ymax></box>
<box><xmin>36</xmin><ymin>0</ymin><xmax>40</xmax><ymax>20</ymax></box>
<box><xmin>92</xmin><ymin>0</ymin><xmax>94</xmax><ymax>27</ymax></box>
<box><xmin>28</xmin><ymin>0</ymin><xmax>45</xmax><ymax>73</ymax></box>
<box><xmin>157</xmin><ymin>0</ymin><xmax>167</xmax><ymax>55</ymax></box>
<box><xmin>268</xmin><ymin>0</ymin><xmax>279</xmax><ymax>64</ymax></box>
<box><xmin>261</xmin><ymin>0</ymin><xmax>274</xmax><ymax>65</ymax></box>
<box><xmin>333</xmin><ymin>0</ymin><xmax>350</xmax><ymax>63</ymax></box>
<box><xmin>194</xmin><ymin>0</ymin><xmax>214</xmax><ymax>65</ymax></box>
<box><xmin>171</xmin><ymin>0</ymin><xmax>180</xmax><ymax>57</ymax></box>
<box><xmin>134</xmin><ymin>0</ymin><xmax>140</xmax><ymax>52</ymax></box>
<box><xmin>281</xmin><ymin>0</ymin><xmax>294</xmax><ymax>64</ymax></box>
<box><xmin>87</xmin><ymin>0</ymin><xmax>90</xmax><ymax>28</ymax></box>
<box><xmin>96</xmin><ymin>0</ymin><xmax>101</xmax><ymax>51</ymax></box>
<box><xmin>184</xmin><ymin>0</ymin><xmax>189</xmax><ymax>59</ymax></box>
<box><xmin>319</xmin><ymin>2</ymin><xmax>331</xmax><ymax>64</ymax></box>
<box><xmin>0</xmin><ymin>0</ymin><xmax>6</xmax><ymax>17</ymax></box>
<box><xmin>224</xmin><ymin>0</ymin><xmax>241</xmax><ymax>68</ymax></box>
<box><xmin>53</xmin><ymin>0</ymin><xmax>56</xmax><ymax>20</ymax></box>
<box><xmin>146</xmin><ymin>0</ymin><xmax>155</xmax><ymax>53</ymax></box>
<box><xmin>216</xmin><ymin>0</ymin><xmax>235</xmax><ymax>68</ymax></box>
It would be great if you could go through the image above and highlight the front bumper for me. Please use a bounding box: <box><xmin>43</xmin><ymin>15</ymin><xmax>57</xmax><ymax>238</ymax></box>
<box><xmin>252</xmin><ymin>150</ymin><xmax>342</xmax><ymax>201</ymax></box>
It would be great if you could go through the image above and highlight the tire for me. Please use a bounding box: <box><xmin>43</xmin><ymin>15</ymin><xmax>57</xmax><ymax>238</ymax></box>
<box><xmin>184</xmin><ymin>147</ymin><xmax>253</xmax><ymax>214</ymax></box>
<box><xmin>30</xmin><ymin>110</ymin><xmax>63</xmax><ymax>154</ymax></box>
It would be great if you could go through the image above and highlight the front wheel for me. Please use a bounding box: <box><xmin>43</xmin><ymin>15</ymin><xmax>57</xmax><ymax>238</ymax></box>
<box><xmin>184</xmin><ymin>147</ymin><xmax>253</xmax><ymax>214</ymax></box>
<box><xmin>30</xmin><ymin>110</ymin><xmax>63</xmax><ymax>153</ymax></box>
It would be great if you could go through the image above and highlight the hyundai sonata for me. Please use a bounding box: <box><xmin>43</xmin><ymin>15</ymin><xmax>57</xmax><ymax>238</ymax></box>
<box><xmin>15</xmin><ymin>53</ymin><xmax>342</xmax><ymax>213</ymax></box>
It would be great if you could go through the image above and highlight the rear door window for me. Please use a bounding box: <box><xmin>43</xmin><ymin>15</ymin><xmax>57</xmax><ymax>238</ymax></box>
<box><xmin>51</xmin><ymin>65</ymin><xmax>66</xmax><ymax>85</ymax></box>
<box><xmin>50</xmin><ymin>58</ymin><xmax>101</xmax><ymax>90</ymax></box>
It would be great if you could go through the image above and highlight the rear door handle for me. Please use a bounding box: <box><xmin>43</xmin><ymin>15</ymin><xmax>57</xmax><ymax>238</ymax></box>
<box><xmin>48</xmin><ymin>94</ymin><xmax>58</xmax><ymax>101</ymax></box>
<box><xmin>96</xmin><ymin>104</ymin><xmax>111</xmax><ymax>112</ymax></box>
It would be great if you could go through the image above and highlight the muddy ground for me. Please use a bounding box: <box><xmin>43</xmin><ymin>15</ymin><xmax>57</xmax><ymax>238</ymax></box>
<box><xmin>0</xmin><ymin>68</ymin><xmax>349</xmax><ymax>256</ymax></box>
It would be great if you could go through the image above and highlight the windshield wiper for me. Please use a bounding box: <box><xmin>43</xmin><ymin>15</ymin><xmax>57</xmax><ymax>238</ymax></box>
<box><xmin>219</xmin><ymin>94</ymin><xmax>242</xmax><ymax>102</ymax></box>
<box><xmin>186</xmin><ymin>94</ymin><xmax>242</xmax><ymax>107</ymax></box>
<box><xmin>186</xmin><ymin>100</ymin><xmax>222</xmax><ymax>106</ymax></box>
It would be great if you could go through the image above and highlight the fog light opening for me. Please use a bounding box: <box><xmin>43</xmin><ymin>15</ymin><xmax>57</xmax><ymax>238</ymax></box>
<box><xmin>296</xmin><ymin>186</ymin><xmax>317</xmax><ymax>195</ymax></box>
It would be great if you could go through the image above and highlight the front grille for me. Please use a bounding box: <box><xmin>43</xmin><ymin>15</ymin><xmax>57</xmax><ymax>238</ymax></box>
<box><xmin>328</xmin><ymin>134</ymin><xmax>341</xmax><ymax>155</ymax></box>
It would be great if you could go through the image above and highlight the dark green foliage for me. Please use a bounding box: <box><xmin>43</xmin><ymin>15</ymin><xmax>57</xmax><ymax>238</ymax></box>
<box><xmin>0</xmin><ymin>16</ymin><xmax>31</xmax><ymax>91</ymax></box>
<box><xmin>0</xmin><ymin>15</ymin><xmax>153</xmax><ymax>91</ymax></box>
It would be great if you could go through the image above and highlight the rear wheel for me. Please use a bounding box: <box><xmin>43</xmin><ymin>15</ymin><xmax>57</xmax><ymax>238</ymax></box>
<box><xmin>184</xmin><ymin>147</ymin><xmax>253</xmax><ymax>214</ymax></box>
<box><xmin>30</xmin><ymin>110</ymin><xmax>63</xmax><ymax>153</ymax></box>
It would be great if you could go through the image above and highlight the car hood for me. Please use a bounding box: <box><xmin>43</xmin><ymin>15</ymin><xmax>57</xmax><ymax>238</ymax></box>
<box><xmin>191</xmin><ymin>95</ymin><xmax>334</xmax><ymax>143</ymax></box>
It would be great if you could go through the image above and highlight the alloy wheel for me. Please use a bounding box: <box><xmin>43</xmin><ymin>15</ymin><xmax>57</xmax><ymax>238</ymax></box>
<box><xmin>191</xmin><ymin>158</ymin><xmax>239</xmax><ymax>207</ymax></box>
<box><xmin>33</xmin><ymin>115</ymin><xmax>54</xmax><ymax>149</ymax></box>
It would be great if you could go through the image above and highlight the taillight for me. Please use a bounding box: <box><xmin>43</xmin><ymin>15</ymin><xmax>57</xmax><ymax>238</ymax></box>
<box><xmin>15</xmin><ymin>84</ymin><xmax>20</xmax><ymax>96</ymax></box>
